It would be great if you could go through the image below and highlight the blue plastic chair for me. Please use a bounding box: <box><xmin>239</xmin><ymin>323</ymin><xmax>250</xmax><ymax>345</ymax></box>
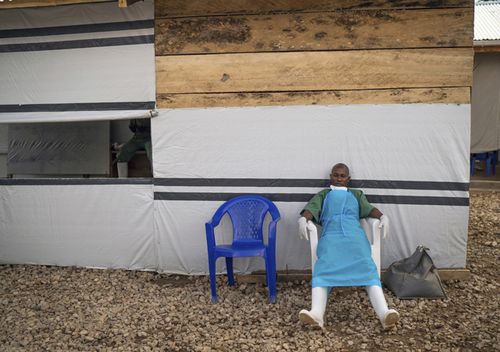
<box><xmin>471</xmin><ymin>151</ymin><xmax>497</xmax><ymax>176</ymax></box>
<box><xmin>205</xmin><ymin>195</ymin><xmax>281</xmax><ymax>304</ymax></box>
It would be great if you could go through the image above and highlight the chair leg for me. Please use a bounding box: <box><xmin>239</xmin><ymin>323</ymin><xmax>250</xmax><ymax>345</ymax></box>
<box><xmin>208</xmin><ymin>255</ymin><xmax>217</xmax><ymax>304</ymax></box>
<box><xmin>264</xmin><ymin>258</ymin><xmax>270</xmax><ymax>290</ymax></box>
<box><xmin>266</xmin><ymin>255</ymin><xmax>277</xmax><ymax>304</ymax></box>
<box><xmin>486</xmin><ymin>155</ymin><xmax>492</xmax><ymax>176</ymax></box>
<box><xmin>493</xmin><ymin>152</ymin><xmax>497</xmax><ymax>175</ymax></box>
<box><xmin>226</xmin><ymin>257</ymin><xmax>235</xmax><ymax>286</ymax></box>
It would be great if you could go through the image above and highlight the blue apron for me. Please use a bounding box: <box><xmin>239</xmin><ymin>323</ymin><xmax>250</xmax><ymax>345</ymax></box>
<box><xmin>312</xmin><ymin>188</ymin><xmax>381</xmax><ymax>288</ymax></box>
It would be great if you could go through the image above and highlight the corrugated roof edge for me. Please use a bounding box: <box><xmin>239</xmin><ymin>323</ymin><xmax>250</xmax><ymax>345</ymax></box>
<box><xmin>474</xmin><ymin>2</ymin><xmax>500</xmax><ymax>41</ymax></box>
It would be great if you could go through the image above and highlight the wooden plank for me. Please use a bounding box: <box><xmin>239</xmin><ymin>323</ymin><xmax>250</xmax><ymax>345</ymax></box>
<box><xmin>157</xmin><ymin>87</ymin><xmax>470</xmax><ymax>108</ymax></box>
<box><xmin>156</xmin><ymin>0</ymin><xmax>473</xmax><ymax>18</ymax></box>
<box><xmin>237</xmin><ymin>268</ymin><xmax>471</xmax><ymax>283</ymax></box>
<box><xmin>469</xmin><ymin>180</ymin><xmax>500</xmax><ymax>191</ymax></box>
<box><xmin>155</xmin><ymin>48</ymin><xmax>473</xmax><ymax>94</ymax></box>
<box><xmin>436</xmin><ymin>269</ymin><xmax>471</xmax><ymax>281</ymax></box>
<box><xmin>0</xmin><ymin>0</ymin><xmax>109</xmax><ymax>9</ymax></box>
<box><xmin>474</xmin><ymin>45</ymin><xmax>500</xmax><ymax>53</ymax></box>
<box><xmin>156</xmin><ymin>8</ymin><xmax>472</xmax><ymax>55</ymax></box>
<box><xmin>118</xmin><ymin>0</ymin><xmax>141</xmax><ymax>8</ymax></box>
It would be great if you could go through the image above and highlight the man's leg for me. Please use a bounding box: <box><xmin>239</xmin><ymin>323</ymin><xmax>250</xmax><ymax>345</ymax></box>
<box><xmin>299</xmin><ymin>286</ymin><xmax>328</xmax><ymax>328</ymax></box>
<box><xmin>144</xmin><ymin>140</ymin><xmax>152</xmax><ymax>165</ymax></box>
<box><xmin>116</xmin><ymin>137</ymin><xmax>140</xmax><ymax>178</ymax></box>
<box><xmin>366</xmin><ymin>285</ymin><xmax>399</xmax><ymax>329</ymax></box>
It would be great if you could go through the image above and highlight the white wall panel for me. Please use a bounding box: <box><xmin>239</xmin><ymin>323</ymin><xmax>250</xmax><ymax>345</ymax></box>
<box><xmin>0</xmin><ymin>184</ymin><xmax>156</xmax><ymax>270</ymax></box>
<box><xmin>0</xmin><ymin>45</ymin><xmax>155</xmax><ymax>106</ymax></box>
<box><xmin>0</xmin><ymin>0</ymin><xmax>155</xmax><ymax>123</ymax></box>
<box><xmin>153</xmin><ymin>104</ymin><xmax>469</xmax><ymax>182</ymax></box>
<box><xmin>152</xmin><ymin>104</ymin><xmax>470</xmax><ymax>272</ymax></box>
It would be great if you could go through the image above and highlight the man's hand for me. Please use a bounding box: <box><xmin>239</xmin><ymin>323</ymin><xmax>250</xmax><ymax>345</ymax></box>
<box><xmin>298</xmin><ymin>217</ymin><xmax>309</xmax><ymax>240</ymax></box>
<box><xmin>379</xmin><ymin>215</ymin><xmax>390</xmax><ymax>239</ymax></box>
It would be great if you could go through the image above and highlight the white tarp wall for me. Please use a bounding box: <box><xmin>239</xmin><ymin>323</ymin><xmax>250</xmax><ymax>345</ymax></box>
<box><xmin>471</xmin><ymin>52</ymin><xmax>500</xmax><ymax>153</ymax></box>
<box><xmin>0</xmin><ymin>1</ymin><xmax>158</xmax><ymax>270</ymax></box>
<box><xmin>0</xmin><ymin>180</ymin><xmax>156</xmax><ymax>270</ymax></box>
<box><xmin>0</xmin><ymin>104</ymin><xmax>470</xmax><ymax>273</ymax></box>
<box><xmin>0</xmin><ymin>0</ymin><xmax>155</xmax><ymax>123</ymax></box>
<box><xmin>153</xmin><ymin>104</ymin><xmax>470</xmax><ymax>274</ymax></box>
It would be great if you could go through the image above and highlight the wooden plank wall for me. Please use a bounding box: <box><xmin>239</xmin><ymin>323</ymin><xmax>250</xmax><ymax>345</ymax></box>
<box><xmin>155</xmin><ymin>0</ymin><xmax>474</xmax><ymax>108</ymax></box>
<box><xmin>0</xmin><ymin>0</ymin><xmax>110</xmax><ymax>9</ymax></box>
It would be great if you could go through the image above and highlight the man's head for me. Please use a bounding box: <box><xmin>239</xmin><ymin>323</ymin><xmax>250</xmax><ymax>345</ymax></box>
<box><xmin>330</xmin><ymin>163</ymin><xmax>351</xmax><ymax>187</ymax></box>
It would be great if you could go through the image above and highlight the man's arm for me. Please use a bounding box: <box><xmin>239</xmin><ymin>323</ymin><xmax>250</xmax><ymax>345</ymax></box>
<box><xmin>369</xmin><ymin>207</ymin><xmax>383</xmax><ymax>219</ymax></box>
<box><xmin>354</xmin><ymin>189</ymin><xmax>389</xmax><ymax>237</ymax></box>
<box><xmin>300</xmin><ymin>190</ymin><xmax>328</xmax><ymax>223</ymax></box>
<box><xmin>369</xmin><ymin>207</ymin><xmax>390</xmax><ymax>238</ymax></box>
<box><xmin>301</xmin><ymin>209</ymin><xmax>314</xmax><ymax>221</ymax></box>
<box><xmin>298</xmin><ymin>192</ymin><xmax>324</xmax><ymax>240</ymax></box>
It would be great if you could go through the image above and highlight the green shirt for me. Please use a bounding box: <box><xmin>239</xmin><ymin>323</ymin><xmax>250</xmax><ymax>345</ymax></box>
<box><xmin>301</xmin><ymin>188</ymin><xmax>374</xmax><ymax>224</ymax></box>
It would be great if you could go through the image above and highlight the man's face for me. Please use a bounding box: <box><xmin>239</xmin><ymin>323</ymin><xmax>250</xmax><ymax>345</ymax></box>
<box><xmin>330</xmin><ymin>166</ymin><xmax>351</xmax><ymax>187</ymax></box>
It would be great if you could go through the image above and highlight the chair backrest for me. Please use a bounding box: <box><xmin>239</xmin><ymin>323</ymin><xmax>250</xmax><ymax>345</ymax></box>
<box><xmin>213</xmin><ymin>195</ymin><xmax>280</xmax><ymax>246</ymax></box>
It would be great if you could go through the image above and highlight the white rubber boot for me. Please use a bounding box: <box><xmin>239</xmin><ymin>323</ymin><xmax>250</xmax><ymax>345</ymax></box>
<box><xmin>299</xmin><ymin>286</ymin><xmax>327</xmax><ymax>329</ymax></box>
<box><xmin>366</xmin><ymin>285</ymin><xmax>399</xmax><ymax>329</ymax></box>
<box><xmin>117</xmin><ymin>162</ymin><xmax>128</xmax><ymax>178</ymax></box>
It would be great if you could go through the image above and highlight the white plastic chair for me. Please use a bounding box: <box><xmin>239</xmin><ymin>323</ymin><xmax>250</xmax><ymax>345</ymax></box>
<box><xmin>306</xmin><ymin>218</ymin><xmax>381</xmax><ymax>276</ymax></box>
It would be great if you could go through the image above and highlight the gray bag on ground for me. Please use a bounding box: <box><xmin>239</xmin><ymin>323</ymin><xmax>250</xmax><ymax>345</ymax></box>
<box><xmin>382</xmin><ymin>245</ymin><xmax>447</xmax><ymax>299</ymax></box>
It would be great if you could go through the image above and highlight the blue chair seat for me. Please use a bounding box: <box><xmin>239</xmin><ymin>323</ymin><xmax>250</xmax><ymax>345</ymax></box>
<box><xmin>205</xmin><ymin>195</ymin><xmax>281</xmax><ymax>304</ymax></box>
<box><xmin>214</xmin><ymin>244</ymin><xmax>267</xmax><ymax>257</ymax></box>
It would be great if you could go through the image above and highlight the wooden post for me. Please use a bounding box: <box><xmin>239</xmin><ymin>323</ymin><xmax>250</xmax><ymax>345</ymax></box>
<box><xmin>118</xmin><ymin>0</ymin><xmax>141</xmax><ymax>8</ymax></box>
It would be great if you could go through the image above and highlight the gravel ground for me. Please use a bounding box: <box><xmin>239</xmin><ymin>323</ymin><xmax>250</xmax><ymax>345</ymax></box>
<box><xmin>1</xmin><ymin>191</ymin><xmax>498</xmax><ymax>352</ymax></box>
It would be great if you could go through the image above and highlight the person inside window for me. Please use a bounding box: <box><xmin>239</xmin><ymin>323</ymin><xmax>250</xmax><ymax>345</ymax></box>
<box><xmin>116</xmin><ymin>118</ymin><xmax>151</xmax><ymax>178</ymax></box>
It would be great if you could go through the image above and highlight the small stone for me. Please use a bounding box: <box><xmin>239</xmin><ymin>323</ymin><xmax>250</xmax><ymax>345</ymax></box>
<box><xmin>263</xmin><ymin>328</ymin><xmax>273</xmax><ymax>336</ymax></box>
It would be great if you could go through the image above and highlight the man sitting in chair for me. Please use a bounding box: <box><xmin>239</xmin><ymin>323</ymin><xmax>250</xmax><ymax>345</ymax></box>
<box><xmin>298</xmin><ymin>163</ymin><xmax>399</xmax><ymax>329</ymax></box>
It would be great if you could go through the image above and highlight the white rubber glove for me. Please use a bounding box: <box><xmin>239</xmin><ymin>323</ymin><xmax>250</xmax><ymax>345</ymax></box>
<box><xmin>298</xmin><ymin>217</ymin><xmax>309</xmax><ymax>240</ymax></box>
<box><xmin>306</xmin><ymin>221</ymin><xmax>316</xmax><ymax>233</ymax></box>
<box><xmin>379</xmin><ymin>215</ymin><xmax>389</xmax><ymax>239</ymax></box>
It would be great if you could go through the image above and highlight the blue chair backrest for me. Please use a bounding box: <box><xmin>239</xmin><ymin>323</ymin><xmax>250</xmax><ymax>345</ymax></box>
<box><xmin>212</xmin><ymin>195</ymin><xmax>280</xmax><ymax>246</ymax></box>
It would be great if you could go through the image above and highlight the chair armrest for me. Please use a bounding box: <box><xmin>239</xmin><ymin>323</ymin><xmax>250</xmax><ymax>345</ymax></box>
<box><xmin>360</xmin><ymin>218</ymin><xmax>381</xmax><ymax>244</ymax></box>
<box><xmin>363</xmin><ymin>217</ymin><xmax>380</xmax><ymax>227</ymax></box>
<box><xmin>267</xmin><ymin>218</ymin><xmax>280</xmax><ymax>250</ymax></box>
<box><xmin>360</xmin><ymin>218</ymin><xmax>381</xmax><ymax>276</ymax></box>
<box><xmin>205</xmin><ymin>211</ymin><xmax>225</xmax><ymax>248</ymax></box>
<box><xmin>307</xmin><ymin>221</ymin><xmax>319</xmax><ymax>272</ymax></box>
<box><xmin>205</xmin><ymin>222</ymin><xmax>216</xmax><ymax>249</ymax></box>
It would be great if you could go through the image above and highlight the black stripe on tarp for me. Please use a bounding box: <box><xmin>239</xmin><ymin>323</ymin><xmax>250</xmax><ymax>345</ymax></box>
<box><xmin>154</xmin><ymin>178</ymin><xmax>328</xmax><ymax>188</ymax></box>
<box><xmin>351</xmin><ymin>179</ymin><xmax>469</xmax><ymax>191</ymax></box>
<box><xmin>154</xmin><ymin>192</ymin><xmax>313</xmax><ymax>202</ymax></box>
<box><xmin>0</xmin><ymin>20</ymin><xmax>154</xmax><ymax>38</ymax></box>
<box><xmin>0</xmin><ymin>178</ymin><xmax>153</xmax><ymax>186</ymax></box>
<box><xmin>366</xmin><ymin>195</ymin><xmax>469</xmax><ymax>206</ymax></box>
<box><xmin>0</xmin><ymin>34</ymin><xmax>154</xmax><ymax>52</ymax></box>
<box><xmin>0</xmin><ymin>101</ymin><xmax>155</xmax><ymax>113</ymax></box>
<box><xmin>154</xmin><ymin>178</ymin><xmax>469</xmax><ymax>191</ymax></box>
<box><xmin>153</xmin><ymin>192</ymin><xmax>469</xmax><ymax>206</ymax></box>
